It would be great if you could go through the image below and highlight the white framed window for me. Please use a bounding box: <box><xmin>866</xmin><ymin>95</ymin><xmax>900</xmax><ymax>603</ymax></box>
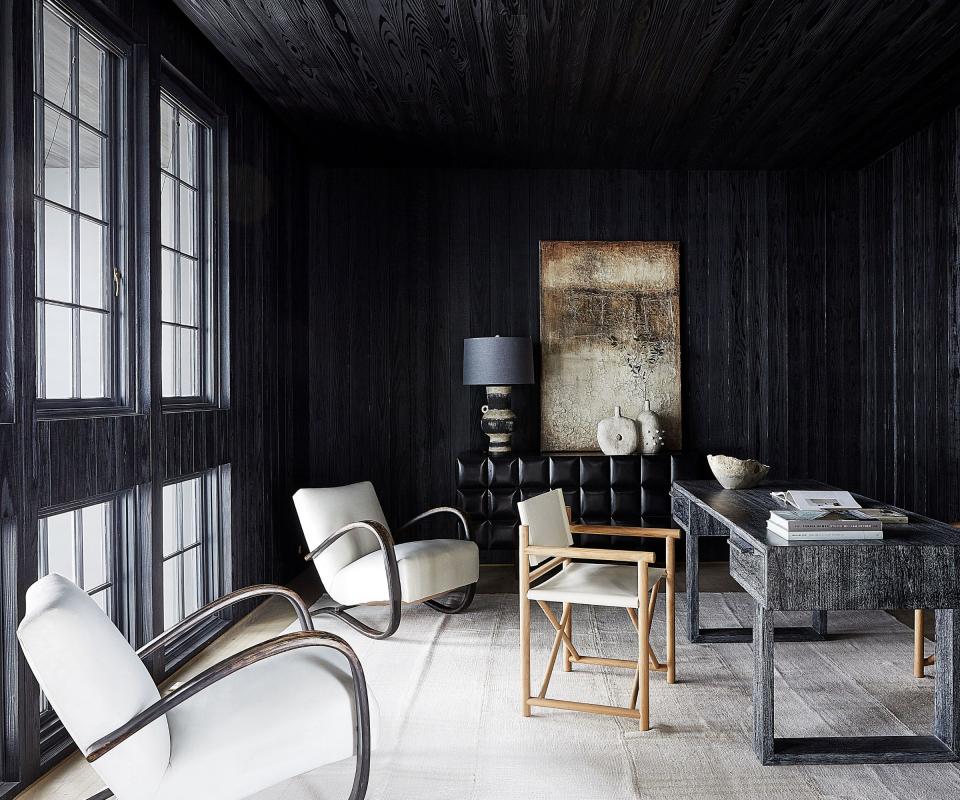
<box><xmin>160</xmin><ymin>89</ymin><xmax>219</xmax><ymax>404</ymax></box>
<box><xmin>33</xmin><ymin>0</ymin><xmax>128</xmax><ymax>408</ymax></box>
<box><xmin>37</xmin><ymin>495</ymin><xmax>125</xmax><ymax>715</ymax></box>
<box><xmin>162</xmin><ymin>467</ymin><xmax>229</xmax><ymax>631</ymax></box>
<box><xmin>38</xmin><ymin>500</ymin><xmax>116</xmax><ymax>613</ymax></box>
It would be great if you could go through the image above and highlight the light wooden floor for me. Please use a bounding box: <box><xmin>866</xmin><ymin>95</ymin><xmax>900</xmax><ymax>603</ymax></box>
<box><xmin>16</xmin><ymin>570</ymin><xmax>326</xmax><ymax>800</ymax></box>
<box><xmin>16</xmin><ymin>563</ymin><xmax>928</xmax><ymax>798</ymax></box>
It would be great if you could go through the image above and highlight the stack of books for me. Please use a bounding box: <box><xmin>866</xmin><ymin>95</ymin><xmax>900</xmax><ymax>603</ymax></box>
<box><xmin>767</xmin><ymin>510</ymin><xmax>884</xmax><ymax>542</ymax></box>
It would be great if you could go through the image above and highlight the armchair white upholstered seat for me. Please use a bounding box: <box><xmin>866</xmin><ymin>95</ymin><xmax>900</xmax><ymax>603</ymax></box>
<box><xmin>18</xmin><ymin>574</ymin><xmax>374</xmax><ymax>800</ymax></box>
<box><xmin>327</xmin><ymin>538</ymin><xmax>479</xmax><ymax>606</ymax></box>
<box><xmin>294</xmin><ymin>481</ymin><xmax>480</xmax><ymax>638</ymax></box>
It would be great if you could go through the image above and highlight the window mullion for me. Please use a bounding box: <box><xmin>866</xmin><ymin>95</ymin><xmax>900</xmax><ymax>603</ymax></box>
<box><xmin>38</xmin><ymin>519</ymin><xmax>48</xmax><ymax>578</ymax></box>
<box><xmin>74</xmin><ymin>509</ymin><xmax>84</xmax><ymax>590</ymax></box>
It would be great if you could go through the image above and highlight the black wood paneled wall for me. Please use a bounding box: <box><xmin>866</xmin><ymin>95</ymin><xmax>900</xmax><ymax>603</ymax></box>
<box><xmin>857</xmin><ymin>107</ymin><xmax>960</xmax><ymax>525</ymax></box>
<box><xmin>0</xmin><ymin>0</ymin><xmax>308</xmax><ymax>790</ymax></box>
<box><xmin>306</xmin><ymin>157</ymin><xmax>958</xmax><ymax>539</ymax></box>
<box><xmin>307</xmin><ymin>169</ymin><xmax>858</xmax><ymax>529</ymax></box>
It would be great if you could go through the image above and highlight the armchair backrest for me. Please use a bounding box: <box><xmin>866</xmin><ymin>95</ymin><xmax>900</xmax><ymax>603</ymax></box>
<box><xmin>17</xmin><ymin>574</ymin><xmax>170</xmax><ymax>800</ymax></box>
<box><xmin>517</xmin><ymin>489</ymin><xmax>574</xmax><ymax>565</ymax></box>
<box><xmin>293</xmin><ymin>481</ymin><xmax>390</xmax><ymax>583</ymax></box>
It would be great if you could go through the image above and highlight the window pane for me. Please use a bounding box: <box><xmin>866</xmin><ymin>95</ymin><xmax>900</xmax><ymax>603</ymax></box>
<box><xmin>78</xmin><ymin>127</ymin><xmax>104</xmax><ymax>220</ymax></box>
<box><xmin>41</xmin><ymin>203</ymin><xmax>74</xmax><ymax>303</ymax></box>
<box><xmin>160</xmin><ymin>99</ymin><xmax>176</xmax><ymax>173</ymax></box>
<box><xmin>162</xmin><ymin>482</ymin><xmax>179</xmax><ymax>555</ymax></box>
<box><xmin>181</xmin><ymin>479</ymin><xmax>200</xmax><ymax>546</ymax></box>
<box><xmin>161</xmin><ymin>249</ymin><xmax>177</xmax><ymax>323</ymax></box>
<box><xmin>177</xmin><ymin>115</ymin><xmax>197</xmax><ymax>186</ymax></box>
<box><xmin>179</xmin><ymin>185</ymin><xmax>196</xmax><ymax>256</ymax></box>
<box><xmin>177</xmin><ymin>328</ymin><xmax>199</xmax><ymax>396</ymax></box>
<box><xmin>92</xmin><ymin>588</ymin><xmax>111</xmax><ymax>617</ymax></box>
<box><xmin>79</xmin><ymin>218</ymin><xmax>105</xmax><ymax>308</ymax></box>
<box><xmin>183</xmin><ymin>547</ymin><xmax>200</xmax><ymax>619</ymax></box>
<box><xmin>160</xmin><ymin>173</ymin><xmax>176</xmax><ymax>248</ymax></box>
<box><xmin>163</xmin><ymin>557</ymin><xmax>180</xmax><ymax>630</ymax></box>
<box><xmin>42</xmin><ymin>7</ymin><xmax>73</xmax><ymax>112</ymax></box>
<box><xmin>43</xmin><ymin>104</ymin><xmax>73</xmax><ymax>207</ymax></box>
<box><xmin>40</xmin><ymin>302</ymin><xmax>74</xmax><ymax>398</ymax></box>
<box><xmin>78</xmin><ymin>35</ymin><xmax>106</xmax><ymax>131</ymax></box>
<box><xmin>179</xmin><ymin>257</ymin><xmax>198</xmax><ymax>326</ymax></box>
<box><xmin>160</xmin><ymin>93</ymin><xmax>214</xmax><ymax>403</ymax></box>
<box><xmin>43</xmin><ymin>512</ymin><xmax>75</xmax><ymax>582</ymax></box>
<box><xmin>79</xmin><ymin>310</ymin><xmax>106</xmax><ymax>398</ymax></box>
<box><xmin>81</xmin><ymin>504</ymin><xmax>108</xmax><ymax>589</ymax></box>
<box><xmin>161</xmin><ymin>323</ymin><xmax>176</xmax><ymax>395</ymax></box>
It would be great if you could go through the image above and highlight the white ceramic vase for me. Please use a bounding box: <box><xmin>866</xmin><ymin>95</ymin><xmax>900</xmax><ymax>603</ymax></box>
<box><xmin>637</xmin><ymin>400</ymin><xmax>665</xmax><ymax>454</ymax></box>
<box><xmin>597</xmin><ymin>406</ymin><xmax>638</xmax><ymax>455</ymax></box>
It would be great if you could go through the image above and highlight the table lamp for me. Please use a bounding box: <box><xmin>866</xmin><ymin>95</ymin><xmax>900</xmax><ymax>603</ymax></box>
<box><xmin>463</xmin><ymin>336</ymin><xmax>535</xmax><ymax>454</ymax></box>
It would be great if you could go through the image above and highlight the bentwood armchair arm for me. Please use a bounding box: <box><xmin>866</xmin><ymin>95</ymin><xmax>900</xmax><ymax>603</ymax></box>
<box><xmin>137</xmin><ymin>585</ymin><xmax>314</xmax><ymax>660</ymax></box>
<box><xmin>87</xmin><ymin>630</ymin><xmax>372</xmax><ymax>800</ymax></box>
<box><xmin>397</xmin><ymin>506</ymin><xmax>472</xmax><ymax>540</ymax></box>
<box><xmin>304</xmin><ymin>519</ymin><xmax>403</xmax><ymax>639</ymax></box>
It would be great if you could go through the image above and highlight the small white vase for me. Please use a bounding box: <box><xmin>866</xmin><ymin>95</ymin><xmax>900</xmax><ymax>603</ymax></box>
<box><xmin>637</xmin><ymin>400</ymin><xmax>665</xmax><ymax>454</ymax></box>
<box><xmin>597</xmin><ymin>406</ymin><xmax>638</xmax><ymax>455</ymax></box>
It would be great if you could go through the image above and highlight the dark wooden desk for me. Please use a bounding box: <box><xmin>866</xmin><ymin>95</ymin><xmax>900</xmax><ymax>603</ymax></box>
<box><xmin>672</xmin><ymin>479</ymin><xmax>960</xmax><ymax>766</ymax></box>
<box><xmin>673</xmin><ymin>478</ymin><xmax>830</xmax><ymax>644</ymax></box>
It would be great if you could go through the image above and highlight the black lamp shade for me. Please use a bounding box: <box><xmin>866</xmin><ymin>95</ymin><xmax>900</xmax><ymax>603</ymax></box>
<box><xmin>463</xmin><ymin>336</ymin><xmax>534</xmax><ymax>385</ymax></box>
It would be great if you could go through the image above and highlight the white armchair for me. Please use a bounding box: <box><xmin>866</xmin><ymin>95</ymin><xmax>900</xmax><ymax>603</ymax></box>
<box><xmin>293</xmin><ymin>481</ymin><xmax>480</xmax><ymax>639</ymax></box>
<box><xmin>18</xmin><ymin>574</ymin><xmax>374</xmax><ymax>800</ymax></box>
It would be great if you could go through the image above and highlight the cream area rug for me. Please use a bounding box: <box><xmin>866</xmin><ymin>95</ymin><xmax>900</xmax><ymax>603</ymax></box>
<box><xmin>253</xmin><ymin>593</ymin><xmax>960</xmax><ymax>800</ymax></box>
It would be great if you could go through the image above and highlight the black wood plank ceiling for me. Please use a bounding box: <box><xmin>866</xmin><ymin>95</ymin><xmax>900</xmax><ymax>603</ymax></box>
<box><xmin>172</xmin><ymin>0</ymin><xmax>960</xmax><ymax>168</ymax></box>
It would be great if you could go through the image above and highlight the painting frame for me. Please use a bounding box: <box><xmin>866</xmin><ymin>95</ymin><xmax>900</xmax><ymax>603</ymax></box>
<box><xmin>539</xmin><ymin>240</ymin><xmax>682</xmax><ymax>453</ymax></box>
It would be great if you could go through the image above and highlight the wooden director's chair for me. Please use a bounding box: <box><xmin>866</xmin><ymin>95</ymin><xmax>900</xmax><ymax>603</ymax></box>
<box><xmin>518</xmin><ymin>488</ymin><xmax>677</xmax><ymax>731</ymax></box>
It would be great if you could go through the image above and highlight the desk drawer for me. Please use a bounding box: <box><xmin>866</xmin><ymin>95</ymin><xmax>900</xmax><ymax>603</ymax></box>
<box><xmin>671</xmin><ymin>490</ymin><xmax>690</xmax><ymax>526</ymax></box>
<box><xmin>728</xmin><ymin>533</ymin><xmax>767</xmax><ymax>605</ymax></box>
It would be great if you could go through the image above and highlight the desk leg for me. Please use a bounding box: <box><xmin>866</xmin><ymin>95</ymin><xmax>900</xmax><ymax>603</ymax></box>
<box><xmin>934</xmin><ymin>609</ymin><xmax>959</xmax><ymax>750</ymax></box>
<box><xmin>753</xmin><ymin>603</ymin><xmax>774</xmax><ymax>764</ymax></box>
<box><xmin>685</xmin><ymin>527</ymin><xmax>700</xmax><ymax>643</ymax></box>
<box><xmin>811</xmin><ymin>610</ymin><xmax>828</xmax><ymax>637</ymax></box>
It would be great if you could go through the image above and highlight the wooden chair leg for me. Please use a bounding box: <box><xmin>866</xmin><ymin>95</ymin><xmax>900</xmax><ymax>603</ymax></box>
<box><xmin>638</xmin><ymin>564</ymin><xmax>650</xmax><ymax>731</ymax></box>
<box><xmin>520</xmin><ymin>528</ymin><xmax>531</xmax><ymax>716</ymax></box>
<box><xmin>915</xmin><ymin>609</ymin><xmax>925</xmax><ymax>678</ymax></box>
<box><xmin>539</xmin><ymin>604</ymin><xmax>572</xmax><ymax>697</ymax></box>
<box><xmin>665</xmin><ymin>539</ymin><xmax>677</xmax><ymax>683</ymax></box>
<box><xmin>563</xmin><ymin>602</ymin><xmax>573</xmax><ymax>672</ymax></box>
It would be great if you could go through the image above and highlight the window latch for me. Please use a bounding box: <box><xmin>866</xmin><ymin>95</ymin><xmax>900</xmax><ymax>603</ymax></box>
<box><xmin>113</xmin><ymin>268</ymin><xmax>122</xmax><ymax>297</ymax></box>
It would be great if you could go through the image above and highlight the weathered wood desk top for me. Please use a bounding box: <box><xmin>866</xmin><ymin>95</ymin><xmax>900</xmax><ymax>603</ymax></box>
<box><xmin>672</xmin><ymin>479</ymin><xmax>960</xmax><ymax>766</ymax></box>
<box><xmin>673</xmin><ymin>480</ymin><xmax>960</xmax><ymax>612</ymax></box>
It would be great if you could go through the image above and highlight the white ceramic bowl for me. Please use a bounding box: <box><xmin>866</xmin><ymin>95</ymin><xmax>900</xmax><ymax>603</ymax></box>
<box><xmin>707</xmin><ymin>454</ymin><xmax>771</xmax><ymax>490</ymax></box>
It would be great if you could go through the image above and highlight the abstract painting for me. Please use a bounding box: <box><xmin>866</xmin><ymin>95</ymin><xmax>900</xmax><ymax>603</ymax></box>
<box><xmin>539</xmin><ymin>241</ymin><xmax>682</xmax><ymax>452</ymax></box>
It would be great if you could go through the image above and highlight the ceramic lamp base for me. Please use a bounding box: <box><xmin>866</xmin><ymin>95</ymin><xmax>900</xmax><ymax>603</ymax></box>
<box><xmin>481</xmin><ymin>385</ymin><xmax>516</xmax><ymax>454</ymax></box>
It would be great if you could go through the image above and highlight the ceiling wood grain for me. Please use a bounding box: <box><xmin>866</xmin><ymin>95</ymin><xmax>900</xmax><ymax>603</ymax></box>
<box><xmin>171</xmin><ymin>0</ymin><xmax>960</xmax><ymax>167</ymax></box>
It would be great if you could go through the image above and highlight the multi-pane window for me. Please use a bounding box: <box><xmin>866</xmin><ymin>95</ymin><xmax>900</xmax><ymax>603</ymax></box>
<box><xmin>160</xmin><ymin>93</ymin><xmax>213</xmax><ymax>400</ymax></box>
<box><xmin>33</xmin><ymin>1</ymin><xmax>125</xmax><ymax>403</ymax></box>
<box><xmin>162</xmin><ymin>472</ymin><xmax>224</xmax><ymax>629</ymax></box>
<box><xmin>38</xmin><ymin>501</ymin><xmax>114</xmax><ymax>611</ymax></box>
<box><xmin>38</xmin><ymin>499</ymin><xmax>117</xmax><ymax>712</ymax></box>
